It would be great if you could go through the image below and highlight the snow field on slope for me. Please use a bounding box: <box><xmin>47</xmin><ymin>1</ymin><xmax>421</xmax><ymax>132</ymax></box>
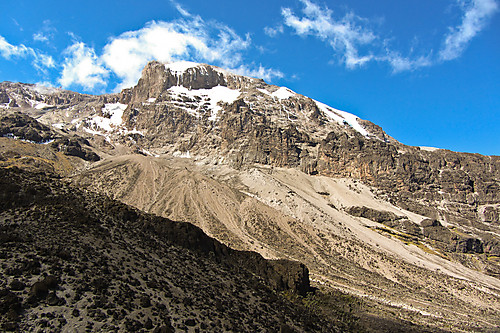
<box><xmin>257</xmin><ymin>87</ymin><xmax>296</xmax><ymax>100</ymax></box>
<box><xmin>168</xmin><ymin>85</ymin><xmax>241</xmax><ymax>121</ymax></box>
<box><xmin>315</xmin><ymin>101</ymin><xmax>369</xmax><ymax>137</ymax></box>
<box><xmin>89</xmin><ymin>103</ymin><xmax>128</xmax><ymax>131</ymax></box>
<box><xmin>272</xmin><ymin>87</ymin><xmax>295</xmax><ymax>99</ymax></box>
<box><xmin>258</xmin><ymin>86</ymin><xmax>368</xmax><ymax>137</ymax></box>
<box><xmin>82</xmin><ymin>103</ymin><xmax>144</xmax><ymax>140</ymax></box>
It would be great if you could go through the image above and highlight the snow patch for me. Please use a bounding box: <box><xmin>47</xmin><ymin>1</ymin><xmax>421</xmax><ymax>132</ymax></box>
<box><xmin>34</xmin><ymin>102</ymin><xmax>54</xmax><ymax>110</ymax></box>
<box><xmin>82</xmin><ymin>103</ymin><xmax>128</xmax><ymax>137</ymax></box>
<box><xmin>272</xmin><ymin>87</ymin><xmax>295</xmax><ymax>100</ymax></box>
<box><xmin>165</xmin><ymin>61</ymin><xmax>201</xmax><ymax>74</ymax></box>
<box><xmin>173</xmin><ymin>150</ymin><xmax>191</xmax><ymax>158</ymax></box>
<box><xmin>257</xmin><ymin>88</ymin><xmax>272</xmax><ymax>96</ymax></box>
<box><xmin>257</xmin><ymin>86</ymin><xmax>295</xmax><ymax>100</ymax></box>
<box><xmin>121</xmin><ymin>128</ymin><xmax>144</xmax><ymax>136</ymax></box>
<box><xmin>52</xmin><ymin>123</ymin><xmax>64</xmax><ymax>129</ymax></box>
<box><xmin>168</xmin><ymin>85</ymin><xmax>240</xmax><ymax>121</ymax></box>
<box><xmin>141</xmin><ymin>149</ymin><xmax>160</xmax><ymax>157</ymax></box>
<box><xmin>147</xmin><ymin>97</ymin><xmax>156</xmax><ymax>103</ymax></box>
<box><xmin>315</xmin><ymin>100</ymin><xmax>369</xmax><ymax>137</ymax></box>
<box><xmin>419</xmin><ymin>146</ymin><xmax>441</xmax><ymax>152</ymax></box>
<box><xmin>103</xmin><ymin>103</ymin><xmax>127</xmax><ymax>126</ymax></box>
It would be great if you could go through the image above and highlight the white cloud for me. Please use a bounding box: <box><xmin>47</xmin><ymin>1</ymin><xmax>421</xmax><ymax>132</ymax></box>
<box><xmin>264</xmin><ymin>25</ymin><xmax>284</xmax><ymax>37</ymax></box>
<box><xmin>33</xmin><ymin>33</ymin><xmax>49</xmax><ymax>43</ymax></box>
<box><xmin>0</xmin><ymin>35</ymin><xmax>56</xmax><ymax>74</ymax></box>
<box><xmin>231</xmin><ymin>64</ymin><xmax>284</xmax><ymax>82</ymax></box>
<box><xmin>5</xmin><ymin>6</ymin><xmax>283</xmax><ymax>92</ymax></box>
<box><xmin>382</xmin><ymin>52</ymin><xmax>433</xmax><ymax>73</ymax></box>
<box><xmin>282</xmin><ymin>1</ymin><xmax>377</xmax><ymax>69</ymax></box>
<box><xmin>440</xmin><ymin>0</ymin><xmax>498</xmax><ymax>60</ymax></box>
<box><xmin>33</xmin><ymin>53</ymin><xmax>56</xmax><ymax>73</ymax></box>
<box><xmin>31</xmin><ymin>12</ymin><xmax>281</xmax><ymax>92</ymax></box>
<box><xmin>12</xmin><ymin>19</ymin><xmax>23</xmax><ymax>32</ymax></box>
<box><xmin>33</xmin><ymin>20</ymin><xmax>57</xmax><ymax>44</ymax></box>
<box><xmin>170</xmin><ymin>0</ymin><xmax>192</xmax><ymax>17</ymax></box>
<box><xmin>281</xmin><ymin>0</ymin><xmax>499</xmax><ymax>72</ymax></box>
<box><xmin>101</xmin><ymin>17</ymin><xmax>252</xmax><ymax>90</ymax></box>
<box><xmin>58</xmin><ymin>42</ymin><xmax>109</xmax><ymax>90</ymax></box>
<box><xmin>0</xmin><ymin>36</ymin><xmax>30</xmax><ymax>59</ymax></box>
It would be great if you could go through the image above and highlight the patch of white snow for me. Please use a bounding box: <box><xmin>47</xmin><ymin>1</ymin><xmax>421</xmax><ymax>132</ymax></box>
<box><xmin>257</xmin><ymin>88</ymin><xmax>272</xmax><ymax>96</ymax></box>
<box><xmin>272</xmin><ymin>87</ymin><xmax>295</xmax><ymax>100</ymax></box>
<box><xmin>315</xmin><ymin>100</ymin><xmax>369</xmax><ymax>137</ymax></box>
<box><xmin>165</xmin><ymin>61</ymin><xmax>201</xmax><ymax>74</ymax></box>
<box><xmin>173</xmin><ymin>150</ymin><xmax>191</xmax><ymax>158</ymax></box>
<box><xmin>83</xmin><ymin>103</ymin><xmax>128</xmax><ymax>134</ymax></box>
<box><xmin>34</xmin><ymin>102</ymin><xmax>54</xmax><ymax>110</ymax></box>
<box><xmin>419</xmin><ymin>146</ymin><xmax>441</xmax><ymax>152</ymax></box>
<box><xmin>168</xmin><ymin>85</ymin><xmax>240</xmax><ymax>120</ymax></box>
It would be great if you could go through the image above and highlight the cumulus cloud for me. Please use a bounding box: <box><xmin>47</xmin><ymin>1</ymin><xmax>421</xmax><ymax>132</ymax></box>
<box><xmin>59</xmin><ymin>42</ymin><xmax>109</xmax><ymax>90</ymax></box>
<box><xmin>280</xmin><ymin>0</ymin><xmax>498</xmax><ymax>72</ymax></box>
<box><xmin>47</xmin><ymin>10</ymin><xmax>282</xmax><ymax>92</ymax></box>
<box><xmin>4</xmin><ymin>8</ymin><xmax>283</xmax><ymax>93</ymax></box>
<box><xmin>52</xmin><ymin>11</ymin><xmax>282</xmax><ymax>92</ymax></box>
<box><xmin>100</xmin><ymin>16</ymin><xmax>254</xmax><ymax>90</ymax></box>
<box><xmin>440</xmin><ymin>0</ymin><xmax>498</xmax><ymax>60</ymax></box>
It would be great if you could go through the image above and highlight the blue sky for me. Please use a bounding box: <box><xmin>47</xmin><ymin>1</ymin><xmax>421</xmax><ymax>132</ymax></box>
<box><xmin>1</xmin><ymin>0</ymin><xmax>499</xmax><ymax>155</ymax></box>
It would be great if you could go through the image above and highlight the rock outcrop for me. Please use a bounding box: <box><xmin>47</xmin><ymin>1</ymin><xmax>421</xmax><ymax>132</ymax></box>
<box><xmin>0</xmin><ymin>112</ymin><xmax>99</xmax><ymax>162</ymax></box>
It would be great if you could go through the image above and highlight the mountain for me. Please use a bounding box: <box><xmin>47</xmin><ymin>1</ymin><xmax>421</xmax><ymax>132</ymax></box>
<box><xmin>1</xmin><ymin>61</ymin><xmax>499</xmax><ymax>332</ymax></box>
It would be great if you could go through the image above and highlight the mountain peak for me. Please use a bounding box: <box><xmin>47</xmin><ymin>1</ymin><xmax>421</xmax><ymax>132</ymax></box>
<box><xmin>130</xmin><ymin>61</ymin><xmax>241</xmax><ymax>103</ymax></box>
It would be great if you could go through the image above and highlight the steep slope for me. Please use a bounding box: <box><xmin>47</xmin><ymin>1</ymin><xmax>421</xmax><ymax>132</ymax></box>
<box><xmin>0</xmin><ymin>167</ymin><xmax>333</xmax><ymax>332</ymax></box>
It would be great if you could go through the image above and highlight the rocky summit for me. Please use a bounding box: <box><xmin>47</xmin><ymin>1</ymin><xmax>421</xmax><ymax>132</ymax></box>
<box><xmin>1</xmin><ymin>61</ymin><xmax>500</xmax><ymax>332</ymax></box>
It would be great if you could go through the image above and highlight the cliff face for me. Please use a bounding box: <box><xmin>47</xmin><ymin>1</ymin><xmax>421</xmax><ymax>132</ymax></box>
<box><xmin>317</xmin><ymin>130</ymin><xmax>500</xmax><ymax>224</ymax></box>
<box><xmin>126</xmin><ymin>61</ymin><xmax>263</xmax><ymax>104</ymax></box>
